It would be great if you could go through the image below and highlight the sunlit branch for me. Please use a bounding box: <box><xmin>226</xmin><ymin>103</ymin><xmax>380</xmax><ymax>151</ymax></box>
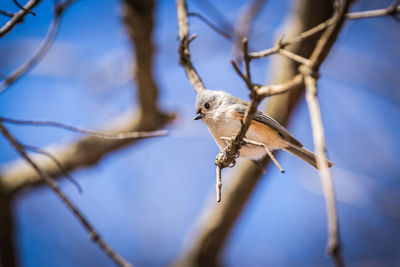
<box><xmin>0</xmin><ymin>0</ymin><xmax>40</xmax><ymax>38</ymax></box>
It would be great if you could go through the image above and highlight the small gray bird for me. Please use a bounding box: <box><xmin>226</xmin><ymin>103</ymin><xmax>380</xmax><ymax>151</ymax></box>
<box><xmin>193</xmin><ymin>89</ymin><xmax>333</xmax><ymax>169</ymax></box>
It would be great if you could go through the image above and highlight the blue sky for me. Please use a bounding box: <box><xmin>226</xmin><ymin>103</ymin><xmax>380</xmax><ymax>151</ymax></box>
<box><xmin>1</xmin><ymin>0</ymin><xmax>400</xmax><ymax>266</ymax></box>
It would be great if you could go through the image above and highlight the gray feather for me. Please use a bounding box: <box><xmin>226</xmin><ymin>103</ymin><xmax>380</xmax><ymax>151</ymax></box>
<box><xmin>283</xmin><ymin>144</ymin><xmax>333</xmax><ymax>169</ymax></box>
<box><xmin>235</xmin><ymin>104</ymin><xmax>303</xmax><ymax>147</ymax></box>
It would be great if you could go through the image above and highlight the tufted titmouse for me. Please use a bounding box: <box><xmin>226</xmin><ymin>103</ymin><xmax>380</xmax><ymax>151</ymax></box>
<box><xmin>194</xmin><ymin>89</ymin><xmax>333</xmax><ymax>169</ymax></box>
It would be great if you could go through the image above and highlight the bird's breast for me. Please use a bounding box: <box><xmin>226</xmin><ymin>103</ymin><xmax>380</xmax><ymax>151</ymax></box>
<box><xmin>203</xmin><ymin>108</ymin><xmax>284</xmax><ymax>160</ymax></box>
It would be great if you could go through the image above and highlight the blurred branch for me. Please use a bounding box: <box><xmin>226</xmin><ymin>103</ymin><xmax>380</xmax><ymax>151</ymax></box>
<box><xmin>23</xmin><ymin>144</ymin><xmax>83</xmax><ymax>193</ymax></box>
<box><xmin>0</xmin><ymin>112</ymin><xmax>171</xmax><ymax>195</ymax></box>
<box><xmin>0</xmin><ymin>123</ymin><xmax>134</xmax><ymax>267</ymax></box>
<box><xmin>173</xmin><ymin>0</ymin><xmax>333</xmax><ymax>266</ymax></box>
<box><xmin>193</xmin><ymin>0</ymin><xmax>234</xmax><ymax>35</ymax></box>
<box><xmin>188</xmin><ymin>12</ymin><xmax>231</xmax><ymax>40</ymax></box>
<box><xmin>233</xmin><ymin>0</ymin><xmax>267</xmax><ymax>63</ymax></box>
<box><xmin>250</xmin><ymin>0</ymin><xmax>400</xmax><ymax>60</ymax></box>
<box><xmin>0</xmin><ymin>0</ymin><xmax>173</xmax><ymax>265</ymax></box>
<box><xmin>0</xmin><ymin>117</ymin><xmax>167</xmax><ymax>139</ymax></box>
<box><xmin>0</xmin><ymin>0</ymin><xmax>40</xmax><ymax>38</ymax></box>
<box><xmin>0</xmin><ymin>196</ymin><xmax>17</xmax><ymax>267</ymax></box>
<box><xmin>0</xmin><ymin>0</ymin><xmax>173</xmax><ymax>195</ymax></box>
<box><xmin>346</xmin><ymin>0</ymin><xmax>400</xmax><ymax>20</ymax></box>
<box><xmin>177</xmin><ymin>0</ymin><xmax>206</xmax><ymax>93</ymax></box>
<box><xmin>0</xmin><ymin>10</ymin><xmax>15</xmax><ymax>18</ymax></box>
<box><xmin>0</xmin><ymin>0</ymin><xmax>75</xmax><ymax>94</ymax></box>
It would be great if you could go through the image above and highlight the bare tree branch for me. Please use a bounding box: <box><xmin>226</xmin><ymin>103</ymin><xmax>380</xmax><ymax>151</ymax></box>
<box><xmin>233</xmin><ymin>0</ymin><xmax>267</xmax><ymax>63</ymax></box>
<box><xmin>0</xmin><ymin>0</ymin><xmax>173</xmax><ymax>196</ymax></box>
<box><xmin>307</xmin><ymin>0</ymin><xmax>353</xmax><ymax>71</ymax></box>
<box><xmin>304</xmin><ymin>75</ymin><xmax>341</xmax><ymax>265</ymax></box>
<box><xmin>187</xmin><ymin>12</ymin><xmax>231</xmax><ymax>40</ymax></box>
<box><xmin>249</xmin><ymin>0</ymin><xmax>400</xmax><ymax>60</ymax></box>
<box><xmin>0</xmin><ymin>114</ymin><xmax>171</xmax><ymax>195</ymax></box>
<box><xmin>249</xmin><ymin>16</ymin><xmax>336</xmax><ymax>59</ymax></box>
<box><xmin>0</xmin><ymin>0</ymin><xmax>40</xmax><ymax>38</ymax></box>
<box><xmin>346</xmin><ymin>1</ymin><xmax>400</xmax><ymax>20</ymax></box>
<box><xmin>193</xmin><ymin>0</ymin><xmax>234</xmax><ymax>34</ymax></box>
<box><xmin>173</xmin><ymin>1</ymin><xmax>334</xmax><ymax>266</ymax></box>
<box><xmin>13</xmin><ymin>0</ymin><xmax>37</xmax><ymax>16</ymax></box>
<box><xmin>215</xmin><ymin>165</ymin><xmax>222</xmax><ymax>202</ymax></box>
<box><xmin>220</xmin><ymin>136</ymin><xmax>284</xmax><ymax>172</ymax></box>
<box><xmin>257</xmin><ymin>73</ymin><xmax>304</xmax><ymax>97</ymax></box>
<box><xmin>294</xmin><ymin>1</ymin><xmax>354</xmax><ymax>265</ymax></box>
<box><xmin>0</xmin><ymin>10</ymin><xmax>15</xmax><ymax>18</ymax></box>
<box><xmin>0</xmin><ymin>0</ymin><xmax>76</xmax><ymax>94</ymax></box>
<box><xmin>22</xmin><ymin>144</ymin><xmax>83</xmax><ymax>193</ymax></box>
<box><xmin>0</xmin><ymin>0</ymin><xmax>173</xmax><ymax>266</ymax></box>
<box><xmin>0</xmin><ymin>117</ymin><xmax>167</xmax><ymax>139</ymax></box>
<box><xmin>177</xmin><ymin>0</ymin><xmax>206</xmax><ymax>93</ymax></box>
<box><xmin>0</xmin><ymin>122</ymin><xmax>134</xmax><ymax>267</ymax></box>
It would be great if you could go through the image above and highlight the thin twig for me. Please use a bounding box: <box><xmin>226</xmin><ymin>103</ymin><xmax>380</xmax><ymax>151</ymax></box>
<box><xmin>296</xmin><ymin>1</ymin><xmax>354</xmax><ymax>265</ymax></box>
<box><xmin>346</xmin><ymin>1</ymin><xmax>400</xmax><ymax>19</ymax></box>
<box><xmin>233</xmin><ymin>0</ymin><xmax>267</xmax><ymax>63</ymax></box>
<box><xmin>0</xmin><ymin>10</ymin><xmax>14</xmax><ymax>18</ymax></box>
<box><xmin>243</xmin><ymin>38</ymin><xmax>252</xmax><ymax>86</ymax></box>
<box><xmin>249</xmin><ymin>46</ymin><xmax>277</xmax><ymax>59</ymax></box>
<box><xmin>216</xmin><ymin>165</ymin><xmax>222</xmax><ymax>202</ymax></box>
<box><xmin>187</xmin><ymin>12</ymin><xmax>231</xmax><ymax>40</ymax></box>
<box><xmin>0</xmin><ymin>117</ymin><xmax>167</xmax><ymax>139</ymax></box>
<box><xmin>220</xmin><ymin>136</ymin><xmax>284</xmax><ymax>173</ymax></box>
<box><xmin>177</xmin><ymin>0</ymin><xmax>206</xmax><ymax>93</ymax></box>
<box><xmin>231</xmin><ymin>60</ymin><xmax>253</xmax><ymax>90</ymax></box>
<box><xmin>278</xmin><ymin>48</ymin><xmax>312</xmax><ymax>66</ymax></box>
<box><xmin>0</xmin><ymin>0</ymin><xmax>173</xmax><ymax>196</ymax></box>
<box><xmin>0</xmin><ymin>0</ymin><xmax>40</xmax><ymax>38</ymax></box>
<box><xmin>13</xmin><ymin>0</ymin><xmax>36</xmax><ymax>16</ymax></box>
<box><xmin>214</xmin><ymin>96</ymin><xmax>261</xmax><ymax>169</ymax></box>
<box><xmin>0</xmin><ymin>1</ymin><xmax>74</xmax><ymax>94</ymax></box>
<box><xmin>243</xmin><ymin>138</ymin><xmax>284</xmax><ymax>173</ymax></box>
<box><xmin>22</xmin><ymin>144</ymin><xmax>83</xmax><ymax>193</ymax></box>
<box><xmin>304</xmin><ymin>76</ymin><xmax>342</xmax><ymax>266</ymax></box>
<box><xmin>308</xmin><ymin>0</ymin><xmax>353</xmax><ymax>70</ymax></box>
<box><xmin>250</xmin><ymin>0</ymin><xmax>400</xmax><ymax>60</ymax></box>
<box><xmin>250</xmin><ymin>34</ymin><xmax>316</xmax><ymax>65</ymax></box>
<box><xmin>249</xmin><ymin>16</ymin><xmax>337</xmax><ymax>58</ymax></box>
<box><xmin>257</xmin><ymin>74</ymin><xmax>304</xmax><ymax>97</ymax></box>
<box><xmin>214</xmin><ymin>38</ymin><xmax>263</xmax><ymax>201</ymax></box>
<box><xmin>192</xmin><ymin>0</ymin><xmax>234</xmax><ymax>35</ymax></box>
<box><xmin>0</xmin><ymin>122</ymin><xmax>134</xmax><ymax>267</ymax></box>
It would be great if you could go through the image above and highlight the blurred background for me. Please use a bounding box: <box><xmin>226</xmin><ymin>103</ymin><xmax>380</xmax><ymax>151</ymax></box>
<box><xmin>0</xmin><ymin>0</ymin><xmax>399</xmax><ymax>266</ymax></box>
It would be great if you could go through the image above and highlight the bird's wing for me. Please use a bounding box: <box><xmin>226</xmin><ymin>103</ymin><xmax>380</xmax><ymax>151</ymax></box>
<box><xmin>234</xmin><ymin>103</ymin><xmax>303</xmax><ymax>147</ymax></box>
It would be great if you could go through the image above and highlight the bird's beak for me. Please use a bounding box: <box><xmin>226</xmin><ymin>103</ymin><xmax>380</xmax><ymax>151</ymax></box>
<box><xmin>193</xmin><ymin>112</ymin><xmax>204</xmax><ymax>120</ymax></box>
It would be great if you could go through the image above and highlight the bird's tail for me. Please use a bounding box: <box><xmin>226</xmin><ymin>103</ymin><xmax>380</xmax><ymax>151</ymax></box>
<box><xmin>282</xmin><ymin>144</ymin><xmax>333</xmax><ymax>169</ymax></box>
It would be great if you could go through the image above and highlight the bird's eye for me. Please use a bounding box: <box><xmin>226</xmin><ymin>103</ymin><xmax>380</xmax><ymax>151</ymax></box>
<box><xmin>204</xmin><ymin>102</ymin><xmax>210</xmax><ymax>109</ymax></box>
